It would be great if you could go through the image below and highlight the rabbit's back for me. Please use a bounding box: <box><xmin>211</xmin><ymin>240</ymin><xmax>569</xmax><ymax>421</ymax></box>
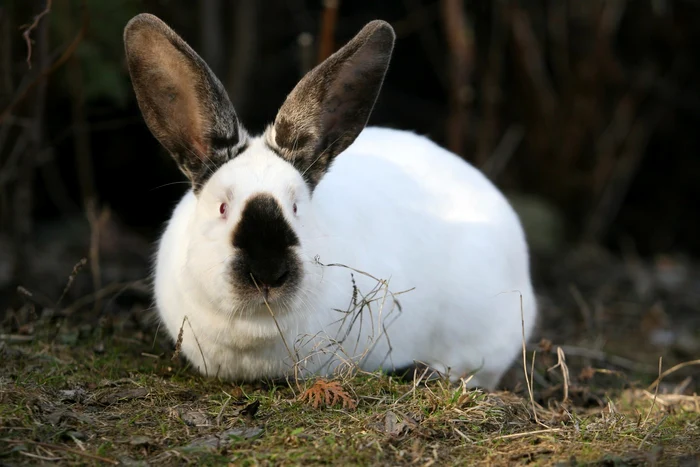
<box><xmin>313</xmin><ymin>126</ymin><xmax>531</xmax><ymax>286</ymax></box>
<box><xmin>303</xmin><ymin>126</ymin><xmax>537</xmax><ymax>388</ymax></box>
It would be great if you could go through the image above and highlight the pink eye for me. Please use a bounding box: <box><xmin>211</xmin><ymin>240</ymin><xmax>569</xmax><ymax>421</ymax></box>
<box><xmin>293</xmin><ymin>203</ymin><xmax>298</xmax><ymax>215</ymax></box>
<box><xmin>219</xmin><ymin>202</ymin><xmax>228</xmax><ymax>217</ymax></box>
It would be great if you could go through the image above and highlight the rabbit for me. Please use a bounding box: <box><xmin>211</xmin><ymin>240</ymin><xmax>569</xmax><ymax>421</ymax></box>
<box><xmin>123</xmin><ymin>13</ymin><xmax>538</xmax><ymax>390</ymax></box>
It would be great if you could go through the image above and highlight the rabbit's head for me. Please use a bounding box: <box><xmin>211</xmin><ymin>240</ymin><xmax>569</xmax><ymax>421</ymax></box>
<box><xmin>124</xmin><ymin>14</ymin><xmax>394</xmax><ymax>311</ymax></box>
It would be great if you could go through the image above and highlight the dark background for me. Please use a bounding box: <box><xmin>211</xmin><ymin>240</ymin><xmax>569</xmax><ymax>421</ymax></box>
<box><xmin>1</xmin><ymin>0</ymin><xmax>699</xmax><ymax>377</ymax></box>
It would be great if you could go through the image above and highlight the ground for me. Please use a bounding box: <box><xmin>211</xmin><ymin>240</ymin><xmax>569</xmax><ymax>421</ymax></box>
<box><xmin>0</xmin><ymin>330</ymin><xmax>698</xmax><ymax>466</ymax></box>
<box><xmin>1</xmin><ymin>240</ymin><xmax>700</xmax><ymax>466</ymax></box>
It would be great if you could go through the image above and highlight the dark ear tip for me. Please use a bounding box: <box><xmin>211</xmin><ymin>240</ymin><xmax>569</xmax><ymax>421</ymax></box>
<box><xmin>361</xmin><ymin>20</ymin><xmax>396</xmax><ymax>52</ymax></box>
<box><xmin>366</xmin><ymin>19</ymin><xmax>395</xmax><ymax>35</ymax></box>
<box><xmin>366</xmin><ymin>20</ymin><xmax>396</xmax><ymax>37</ymax></box>
<box><xmin>124</xmin><ymin>13</ymin><xmax>168</xmax><ymax>42</ymax></box>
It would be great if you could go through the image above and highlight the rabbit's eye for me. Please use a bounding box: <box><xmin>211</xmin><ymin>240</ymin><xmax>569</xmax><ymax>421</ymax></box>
<box><xmin>219</xmin><ymin>202</ymin><xmax>228</xmax><ymax>218</ymax></box>
<box><xmin>293</xmin><ymin>203</ymin><xmax>298</xmax><ymax>215</ymax></box>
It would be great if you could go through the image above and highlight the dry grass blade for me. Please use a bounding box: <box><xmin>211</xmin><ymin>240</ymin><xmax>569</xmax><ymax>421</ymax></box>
<box><xmin>251</xmin><ymin>274</ymin><xmax>300</xmax><ymax>391</ymax></box>
<box><xmin>638</xmin><ymin>414</ymin><xmax>669</xmax><ymax>450</ymax></box>
<box><xmin>184</xmin><ymin>316</ymin><xmax>208</xmax><ymax>377</ymax></box>
<box><xmin>519</xmin><ymin>292</ymin><xmax>539</xmax><ymax>424</ymax></box>
<box><xmin>56</xmin><ymin>257</ymin><xmax>87</xmax><ymax>308</ymax></box>
<box><xmin>642</xmin><ymin>357</ymin><xmax>663</xmax><ymax>427</ymax></box>
<box><xmin>489</xmin><ymin>428</ymin><xmax>562</xmax><ymax>441</ymax></box>
<box><xmin>2</xmin><ymin>439</ymin><xmax>118</xmax><ymax>465</ymax></box>
<box><xmin>647</xmin><ymin>358</ymin><xmax>700</xmax><ymax>392</ymax></box>
<box><xmin>171</xmin><ymin>316</ymin><xmax>185</xmax><ymax>361</ymax></box>
<box><xmin>547</xmin><ymin>346</ymin><xmax>570</xmax><ymax>403</ymax></box>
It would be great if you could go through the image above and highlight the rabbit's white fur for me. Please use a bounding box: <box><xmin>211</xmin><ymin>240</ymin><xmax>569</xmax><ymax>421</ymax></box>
<box><xmin>154</xmin><ymin>127</ymin><xmax>537</xmax><ymax>389</ymax></box>
<box><xmin>125</xmin><ymin>13</ymin><xmax>538</xmax><ymax>390</ymax></box>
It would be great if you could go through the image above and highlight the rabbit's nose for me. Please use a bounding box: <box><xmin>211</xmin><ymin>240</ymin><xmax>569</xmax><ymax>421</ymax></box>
<box><xmin>248</xmin><ymin>261</ymin><xmax>289</xmax><ymax>289</ymax></box>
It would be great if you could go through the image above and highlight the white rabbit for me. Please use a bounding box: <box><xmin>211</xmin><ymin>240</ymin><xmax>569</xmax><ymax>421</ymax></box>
<box><xmin>123</xmin><ymin>13</ymin><xmax>538</xmax><ymax>390</ymax></box>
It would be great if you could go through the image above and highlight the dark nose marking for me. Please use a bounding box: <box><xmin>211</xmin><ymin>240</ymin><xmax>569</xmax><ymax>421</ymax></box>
<box><xmin>232</xmin><ymin>193</ymin><xmax>299</xmax><ymax>288</ymax></box>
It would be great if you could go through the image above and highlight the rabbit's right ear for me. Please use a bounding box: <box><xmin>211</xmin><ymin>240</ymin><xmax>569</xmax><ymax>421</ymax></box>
<box><xmin>124</xmin><ymin>14</ymin><xmax>246</xmax><ymax>192</ymax></box>
<box><xmin>269</xmin><ymin>20</ymin><xmax>395</xmax><ymax>191</ymax></box>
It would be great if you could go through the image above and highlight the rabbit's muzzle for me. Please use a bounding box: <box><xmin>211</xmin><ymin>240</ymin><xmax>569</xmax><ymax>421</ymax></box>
<box><xmin>229</xmin><ymin>193</ymin><xmax>303</xmax><ymax>303</ymax></box>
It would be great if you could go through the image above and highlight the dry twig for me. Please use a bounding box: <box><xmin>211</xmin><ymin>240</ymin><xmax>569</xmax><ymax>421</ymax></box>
<box><xmin>20</xmin><ymin>0</ymin><xmax>52</xmax><ymax>69</ymax></box>
<box><xmin>0</xmin><ymin>0</ymin><xmax>87</xmax><ymax>124</ymax></box>
<box><xmin>317</xmin><ymin>0</ymin><xmax>340</xmax><ymax>64</ymax></box>
<box><xmin>440</xmin><ymin>0</ymin><xmax>474</xmax><ymax>157</ymax></box>
<box><xmin>56</xmin><ymin>257</ymin><xmax>87</xmax><ymax>307</ymax></box>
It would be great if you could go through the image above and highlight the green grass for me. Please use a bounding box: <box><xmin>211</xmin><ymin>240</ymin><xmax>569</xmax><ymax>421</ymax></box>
<box><xmin>1</xmin><ymin>329</ymin><xmax>699</xmax><ymax>466</ymax></box>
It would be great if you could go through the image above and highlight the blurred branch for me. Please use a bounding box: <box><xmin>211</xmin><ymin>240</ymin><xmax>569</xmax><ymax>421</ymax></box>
<box><xmin>509</xmin><ymin>6</ymin><xmax>558</xmax><ymax>120</ymax></box>
<box><xmin>0</xmin><ymin>132</ymin><xmax>31</xmax><ymax>188</ymax></box>
<box><xmin>401</xmin><ymin>0</ymin><xmax>447</xmax><ymax>92</ymax></box>
<box><xmin>584</xmin><ymin>110</ymin><xmax>661</xmax><ymax>244</ymax></box>
<box><xmin>0</xmin><ymin>116</ymin><xmax>144</xmax><ymax>190</ymax></box>
<box><xmin>546</xmin><ymin>0</ymin><xmax>570</xmax><ymax>85</ymax></box>
<box><xmin>482</xmin><ymin>124</ymin><xmax>524</xmax><ymax>181</ymax></box>
<box><xmin>68</xmin><ymin>55</ymin><xmax>95</xmax><ymax>206</ymax></box>
<box><xmin>477</xmin><ymin>2</ymin><xmax>506</xmax><ymax>167</ymax></box>
<box><xmin>200</xmin><ymin>0</ymin><xmax>224</xmax><ymax>77</ymax></box>
<box><xmin>594</xmin><ymin>0</ymin><xmax>626</xmax><ymax>83</ymax></box>
<box><xmin>297</xmin><ymin>32</ymin><xmax>315</xmax><ymax>77</ymax></box>
<box><xmin>66</xmin><ymin>27</ymin><xmax>100</xmax><ymax>299</ymax></box>
<box><xmin>317</xmin><ymin>0</ymin><xmax>339</xmax><ymax>64</ymax></box>
<box><xmin>440</xmin><ymin>0</ymin><xmax>474</xmax><ymax>157</ymax></box>
<box><xmin>1</xmin><ymin>8</ymin><xmax>13</xmax><ymax>103</ymax></box>
<box><xmin>13</xmin><ymin>0</ymin><xmax>51</xmax><ymax>284</ymax></box>
<box><xmin>583</xmin><ymin>65</ymin><xmax>660</xmax><ymax>244</ymax></box>
<box><xmin>0</xmin><ymin>2</ymin><xmax>87</xmax><ymax>125</ymax></box>
<box><xmin>20</xmin><ymin>0</ymin><xmax>52</xmax><ymax>69</ymax></box>
<box><xmin>393</xmin><ymin>1</ymin><xmax>440</xmax><ymax>37</ymax></box>
<box><xmin>227</xmin><ymin>0</ymin><xmax>258</xmax><ymax>114</ymax></box>
<box><xmin>87</xmin><ymin>200</ymin><xmax>110</xmax><ymax>313</ymax></box>
<box><xmin>591</xmin><ymin>91</ymin><xmax>637</xmax><ymax>197</ymax></box>
<box><xmin>61</xmin><ymin>279</ymin><xmax>150</xmax><ymax>317</ymax></box>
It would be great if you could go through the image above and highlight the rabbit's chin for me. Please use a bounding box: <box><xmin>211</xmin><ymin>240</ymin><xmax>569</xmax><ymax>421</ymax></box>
<box><xmin>225</xmin><ymin>277</ymin><xmax>304</xmax><ymax>312</ymax></box>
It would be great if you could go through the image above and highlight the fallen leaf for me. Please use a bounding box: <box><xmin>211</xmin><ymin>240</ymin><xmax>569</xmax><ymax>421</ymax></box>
<box><xmin>45</xmin><ymin>408</ymin><xmax>93</xmax><ymax>426</ymax></box>
<box><xmin>579</xmin><ymin>366</ymin><xmax>596</xmax><ymax>381</ymax></box>
<box><xmin>179</xmin><ymin>410</ymin><xmax>212</xmax><ymax>427</ymax></box>
<box><xmin>180</xmin><ymin>427</ymin><xmax>264</xmax><ymax>451</ymax></box>
<box><xmin>298</xmin><ymin>379</ymin><xmax>357</xmax><ymax>410</ymax></box>
<box><xmin>241</xmin><ymin>400</ymin><xmax>260</xmax><ymax>419</ymax></box>
<box><xmin>58</xmin><ymin>388</ymin><xmax>88</xmax><ymax>403</ymax></box>
<box><xmin>129</xmin><ymin>435</ymin><xmax>153</xmax><ymax>446</ymax></box>
<box><xmin>539</xmin><ymin>338</ymin><xmax>553</xmax><ymax>353</ymax></box>
<box><xmin>383</xmin><ymin>411</ymin><xmax>408</xmax><ymax>437</ymax></box>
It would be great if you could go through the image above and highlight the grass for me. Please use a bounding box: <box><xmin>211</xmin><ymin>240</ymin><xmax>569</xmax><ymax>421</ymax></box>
<box><xmin>1</xmin><ymin>324</ymin><xmax>698</xmax><ymax>466</ymax></box>
<box><xmin>1</xmin><ymin>251</ymin><xmax>699</xmax><ymax>465</ymax></box>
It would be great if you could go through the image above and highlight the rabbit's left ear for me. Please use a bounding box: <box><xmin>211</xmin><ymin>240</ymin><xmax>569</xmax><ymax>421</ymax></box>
<box><xmin>124</xmin><ymin>13</ymin><xmax>246</xmax><ymax>192</ymax></box>
<box><xmin>269</xmin><ymin>20</ymin><xmax>395</xmax><ymax>191</ymax></box>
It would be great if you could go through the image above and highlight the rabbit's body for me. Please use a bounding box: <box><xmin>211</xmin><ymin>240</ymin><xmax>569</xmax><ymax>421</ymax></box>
<box><xmin>125</xmin><ymin>14</ymin><xmax>538</xmax><ymax>390</ymax></box>
<box><xmin>154</xmin><ymin>127</ymin><xmax>536</xmax><ymax>389</ymax></box>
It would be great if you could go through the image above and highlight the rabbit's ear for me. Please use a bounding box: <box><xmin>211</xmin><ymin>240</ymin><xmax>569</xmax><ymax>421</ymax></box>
<box><xmin>269</xmin><ymin>20</ymin><xmax>395</xmax><ymax>190</ymax></box>
<box><xmin>124</xmin><ymin>14</ymin><xmax>246</xmax><ymax>192</ymax></box>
